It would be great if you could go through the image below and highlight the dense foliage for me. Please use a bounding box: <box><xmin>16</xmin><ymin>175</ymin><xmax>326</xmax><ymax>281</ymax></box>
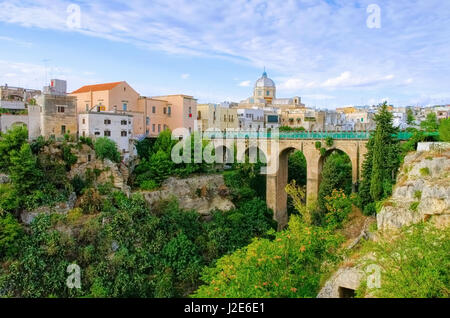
<box><xmin>193</xmin><ymin>214</ymin><xmax>343</xmax><ymax>298</ymax></box>
<box><xmin>133</xmin><ymin>130</ymin><xmax>212</xmax><ymax>189</ymax></box>
<box><xmin>0</xmin><ymin>193</ymin><xmax>275</xmax><ymax>297</ymax></box>
<box><xmin>94</xmin><ymin>137</ymin><xmax>121</xmax><ymax>163</ymax></box>
<box><xmin>357</xmin><ymin>223</ymin><xmax>450</xmax><ymax>298</ymax></box>
<box><xmin>317</xmin><ymin>151</ymin><xmax>352</xmax><ymax>214</ymax></box>
<box><xmin>359</xmin><ymin>102</ymin><xmax>401</xmax><ymax>215</ymax></box>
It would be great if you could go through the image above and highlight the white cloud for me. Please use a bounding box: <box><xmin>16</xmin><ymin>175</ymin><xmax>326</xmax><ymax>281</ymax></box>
<box><xmin>0</xmin><ymin>35</ymin><xmax>32</xmax><ymax>48</ymax></box>
<box><xmin>239</xmin><ymin>80</ymin><xmax>251</xmax><ymax>87</ymax></box>
<box><xmin>0</xmin><ymin>0</ymin><xmax>449</xmax><ymax>106</ymax></box>
<box><xmin>181</xmin><ymin>73</ymin><xmax>190</xmax><ymax>79</ymax></box>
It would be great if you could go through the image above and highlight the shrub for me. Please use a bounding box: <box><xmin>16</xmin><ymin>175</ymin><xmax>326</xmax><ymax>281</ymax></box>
<box><xmin>409</xmin><ymin>201</ymin><xmax>419</xmax><ymax>212</ymax></box>
<box><xmin>439</xmin><ymin>118</ymin><xmax>450</xmax><ymax>142</ymax></box>
<box><xmin>419</xmin><ymin>167</ymin><xmax>430</xmax><ymax>176</ymax></box>
<box><xmin>357</xmin><ymin>223</ymin><xmax>450</xmax><ymax>298</ymax></box>
<box><xmin>193</xmin><ymin>215</ymin><xmax>343</xmax><ymax>298</ymax></box>
<box><xmin>140</xmin><ymin>180</ymin><xmax>159</xmax><ymax>191</ymax></box>
<box><xmin>79</xmin><ymin>188</ymin><xmax>103</xmax><ymax>214</ymax></box>
<box><xmin>94</xmin><ymin>137</ymin><xmax>121</xmax><ymax>163</ymax></box>
<box><xmin>414</xmin><ymin>190</ymin><xmax>422</xmax><ymax>200</ymax></box>
<box><xmin>0</xmin><ymin>213</ymin><xmax>24</xmax><ymax>259</ymax></box>
<box><xmin>315</xmin><ymin>141</ymin><xmax>322</xmax><ymax>149</ymax></box>
<box><xmin>325</xmin><ymin>137</ymin><xmax>334</xmax><ymax>147</ymax></box>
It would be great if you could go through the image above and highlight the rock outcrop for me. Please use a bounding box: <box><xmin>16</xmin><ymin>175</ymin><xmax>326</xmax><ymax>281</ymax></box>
<box><xmin>140</xmin><ymin>174</ymin><xmax>235</xmax><ymax>215</ymax></box>
<box><xmin>21</xmin><ymin>192</ymin><xmax>77</xmax><ymax>225</ymax></box>
<box><xmin>377</xmin><ymin>148</ymin><xmax>450</xmax><ymax>230</ymax></box>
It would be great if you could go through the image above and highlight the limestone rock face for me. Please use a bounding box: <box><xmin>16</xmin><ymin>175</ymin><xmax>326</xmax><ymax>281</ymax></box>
<box><xmin>140</xmin><ymin>174</ymin><xmax>235</xmax><ymax>215</ymax></box>
<box><xmin>0</xmin><ymin>174</ymin><xmax>10</xmax><ymax>184</ymax></box>
<box><xmin>317</xmin><ymin>267</ymin><xmax>364</xmax><ymax>298</ymax></box>
<box><xmin>377</xmin><ymin>148</ymin><xmax>450</xmax><ymax>230</ymax></box>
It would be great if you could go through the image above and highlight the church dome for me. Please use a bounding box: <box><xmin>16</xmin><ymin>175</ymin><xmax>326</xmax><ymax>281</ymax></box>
<box><xmin>255</xmin><ymin>71</ymin><xmax>275</xmax><ymax>88</ymax></box>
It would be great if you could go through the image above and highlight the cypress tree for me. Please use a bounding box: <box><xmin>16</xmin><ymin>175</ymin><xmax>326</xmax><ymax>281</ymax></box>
<box><xmin>359</xmin><ymin>102</ymin><xmax>401</xmax><ymax>214</ymax></box>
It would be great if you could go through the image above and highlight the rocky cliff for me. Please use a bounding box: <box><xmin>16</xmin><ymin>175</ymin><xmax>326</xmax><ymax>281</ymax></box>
<box><xmin>140</xmin><ymin>174</ymin><xmax>235</xmax><ymax>216</ymax></box>
<box><xmin>318</xmin><ymin>144</ymin><xmax>450</xmax><ymax>298</ymax></box>
<box><xmin>377</xmin><ymin>147</ymin><xmax>450</xmax><ymax>230</ymax></box>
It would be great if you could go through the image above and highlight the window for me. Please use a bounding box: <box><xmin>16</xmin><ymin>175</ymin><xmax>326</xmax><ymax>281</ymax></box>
<box><xmin>121</xmin><ymin>120</ymin><xmax>127</xmax><ymax>125</ymax></box>
<box><xmin>197</xmin><ymin>111</ymin><xmax>201</xmax><ymax>120</ymax></box>
<box><xmin>163</xmin><ymin>124</ymin><xmax>167</xmax><ymax>130</ymax></box>
<box><xmin>224</xmin><ymin>114</ymin><xmax>227</xmax><ymax>122</ymax></box>
<box><xmin>266</xmin><ymin>90</ymin><xmax>270</xmax><ymax>96</ymax></box>
<box><xmin>85</xmin><ymin>104</ymin><xmax>89</xmax><ymax>111</ymax></box>
<box><xmin>146</xmin><ymin>117</ymin><xmax>150</xmax><ymax>125</ymax></box>
<box><xmin>82</xmin><ymin>131</ymin><xmax>86</xmax><ymax>137</ymax></box>
<box><xmin>258</xmin><ymin>91</ymin><xmax>262</xmax><ymax>96</ymax></box>
<box><xmin>158</xmin><ymin>124</ymin><xmax>161</xmax><ymax>132</ymax></box>
<box><xmin>104</xmin><ymin>119</ymin><xmax>111</xmax><ymax>125</ymax></box>
<box><xmin>163</xmin><ymin>107</ymin><xmax>167</xmax><ymax>114</ymax></box>
<box><xmin>121</xmin><ymin>131</ymin><xmax>127</xmax><ymax>137</ymax></box>
<box><xmin>61</xmin><ymin>125</ymin><xmax>66</xmax><ymax>134</ymax></box>
<box><xmin>146</xmin><ymin>129</ymin><xmax>149</xmax><ymax>135</ymax></box>
<box><xmin>152</xmin><ymin>106</ymin><xmax>156</xmax><ymax>114</ymax></box>
<box><xmin>94</xmin><ymin>131</ymin><xmax>100</xmax><ymax>136</ymax></box>
<box><xmin>152</xmin><ymin>124</ymin><xmax>155</xmax><ymax>132</ymax></box>
<box><xmin>104</xmin><ymin>130</ymin><xmax>111</xmax><ymax>137</ymax></box>
<box><xmin>123</xmin><ymin>103</ymin><xmax>127</xmax><ymax>111</ymax></box>
<box><xmin>57</xmin><ymin>106</ymin><xmax>65</xmax><ymax>113</ymax></box>
<box><xmin>82</xmin><ymin>118</ymin><xmax>86</xmax><ymax>124</ymax></box>
<box><xmin>167</xmin><ymin>106</ymin><xmax>171</xmax><ymax>116</ymax></box>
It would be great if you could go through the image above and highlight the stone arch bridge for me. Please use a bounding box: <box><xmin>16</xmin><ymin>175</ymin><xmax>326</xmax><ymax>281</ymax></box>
<box><xmin>207</xmin><ymin>131</ymin><xmax>415</xmax><ymax>228</ymax></box>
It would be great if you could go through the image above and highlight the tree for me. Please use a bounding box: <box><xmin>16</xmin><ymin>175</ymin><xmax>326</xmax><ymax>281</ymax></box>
<box><xmin>420</xmin><ymin>112</ymin><xmax>439</xmax><ymax>132</ymax></box>
<box><xmin>359</xmin><ymin>102</ymin><xmax>401</xmax><ymax>213</ymax></box>
<box><xmin>288</xmin><ymin>151</ymin><xmax>307</xmax><ymax>187</ymax></box>
<box><xmin>439</xmin><ymin>118</ymin><xmax>450</xmax><ymax>142</ymax></box>
<box><xmin>9</xmin><ymin>143</ymin><xmax>41</xmax><ymax>196</ymax></box>
<box><xmin>0</xmin><ymin>213</ymin><xmax>24</xmax><ymax>259</ymax></box>
<box><xmin>317</xmin><ymin>151</ymin><xmax>352</xmax><ymax>213</ymax></box>
<box><xmin>94</xmin><ymin>137</ymin><xmax>121</xmax><ymax>162</ymax></box>
<box><xmin>406</xmin><ymin>108</ymin><xmax>415</xmax><ymax>125</ymax></box>
<box><xmin>0</xmin><ymin>126</ymin><xmax>29</xmax><ymax>172</ymax></box>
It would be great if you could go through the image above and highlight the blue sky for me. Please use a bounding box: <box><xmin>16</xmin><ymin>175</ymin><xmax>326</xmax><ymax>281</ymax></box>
<box><xmin>0</xmin><ymin>0</ymin><xmax>449</xmax><ymax>108</ymax></box>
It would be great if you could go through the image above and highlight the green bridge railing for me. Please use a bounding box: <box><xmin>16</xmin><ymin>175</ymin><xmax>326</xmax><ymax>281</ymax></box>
<box><xmin>203</xmin><ymin>131</ymin><xmax>439</xmax><ymax>140</ymax></box>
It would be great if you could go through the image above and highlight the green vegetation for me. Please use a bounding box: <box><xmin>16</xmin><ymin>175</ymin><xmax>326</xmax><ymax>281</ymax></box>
<box><xmin>94</xmin><ymin>137</ymin><xmax>121</xmax><ymax>163</ymax></box>
<box><xmin>357</xmin><ymin>223</ymin><xmax>450</xmax><ymax>298</ymax></box>
<box><xmin>439</xmin><ymin>118</ymin><xmax>450</xmax><ymax>142</ymax></box>
<box><xmin>420</xmin><ymin>167</ymin><xmax>430</xmax><ymax>176</ymax></box>
<box><xmin>193</xmin><ymin>215</ymin><xmax>342</xmax><ymax>298</ymax></box>
<box><xmin>318</xmin><ymin>151</ymin><xmax>352</xmax><ymax>215</ymax></box>
<box><xmin>420</xmin><ymin>113</ymin><xmax>439</xmax><ymax>132</ymax></box>
<box><xmin>193</xmin><ymin>183</ymin><xmax>346</xmax><ymax>298</ymax></box>
<box><xmin>279</xmin><ymin>126</ymin><xmax>306</xmax><ymax>132</ymax></box>
<box><xmin>409</xmin><ymin>201</ymin><xmax>419</xmax><ymax>212</ymax></box>
<box><xmin>134</xmin><ymin>130</ymin><xmax>211</xmax><ymax>189</ymax></box>
<box><xmin>0</xmin><ymin>193</ymin><xmax>275</xmax><ymax>297</ymax></box>
<box><xmin>359</xmin><ymin>102</ymin><xmax>401</xmax><ymax>215</ymax></box>
<box><xmin>406</xmin><ymin>108</ymin><xmax>415</xmax><ymax>125</ymax></box>
<box><xmin>325</xmin><ymin>136</ymin><xmax>334</xmax><ymax>147</ymax></box>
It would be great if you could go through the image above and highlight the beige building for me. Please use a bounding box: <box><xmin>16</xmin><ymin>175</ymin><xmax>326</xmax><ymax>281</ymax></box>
<box><xmin>280</xmin><ymin>108</ymin><xmax>325</xmax><ymax>130</ymax></box>
<box><xmin>196</xmin><ymin>104</ymin><xmax>238</xmax><ymax>132</ymax></box>
<box><xmin>150</xmin><ymin>95</ymin><xmax>197</xmax><ymax>135</ymax></box>
<box><xmin>35</xmin><ymin>94</ymin><xmax>78</xmax><ymax>138</ymax></box>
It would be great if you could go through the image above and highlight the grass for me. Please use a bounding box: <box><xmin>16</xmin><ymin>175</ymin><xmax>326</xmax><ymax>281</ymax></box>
<box><xmin>409</xmin><ymin>201</ymin><xmax>419</xmax><ymax>212</ymax></box>
<box><xmin>420</xmin><ymin>167</ymin><xmax>430</xmax><ymax>176</ymax></box>
<box><xmin>414</xmin><ymin>190</ymin><xmax>422</xmax><ymax>200</ymax></box>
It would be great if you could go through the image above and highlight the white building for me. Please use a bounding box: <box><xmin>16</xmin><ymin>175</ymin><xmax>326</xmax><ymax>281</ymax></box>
<box><xmin>237</xmin><ymin>108</ymin><xmax>265</xmax><ymax>130</ymax></box>
<box><xmin>79</xmin><ymin>110</ymin><xmax>135</xmax><ymax>159</ymax></box>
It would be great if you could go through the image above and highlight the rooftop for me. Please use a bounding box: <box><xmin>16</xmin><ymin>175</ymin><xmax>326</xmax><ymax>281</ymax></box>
<box><xmin>71</xmin><ymin>81</ymin><xmax>123</xmax><ymax>94</ymax></box>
